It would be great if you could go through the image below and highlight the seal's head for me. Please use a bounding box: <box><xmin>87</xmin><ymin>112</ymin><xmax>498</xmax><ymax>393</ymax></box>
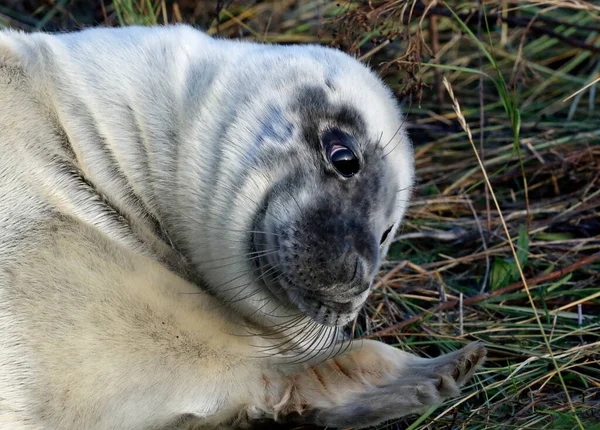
<box><xmin>252</xmin><ymin>121</ymin><xmax>405</xmax><ymax>325</ymax></box>
<box><xmin>183</xmin><ymin>40</ymin><xmax>413</xmax><ymax>327</ymax></box>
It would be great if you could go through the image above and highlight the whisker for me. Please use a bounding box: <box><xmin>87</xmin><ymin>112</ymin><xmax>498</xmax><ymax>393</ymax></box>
<box><xmin>238</xmin><ymin>301</ymin><xmax>306</xmax><ymax>325</ymax></box>
<box><xmin>177</xmin><ymin>213</ymin><xmax>282</xmax><ymax>237</ymax></box>
<box><xmin>381</xmin><ymin>101</ymin><xmax>412</xmax><ymax>159</ymax></box>
<box><xmin>197</xmin><ymin>249</ymin><xmax>277</xmax><ymax>272</ymax></box>
<box><xmin>261</xmin><ymin>319</ymin><xmax>321</xmax><ymax>357</ymax></box>
<box><xmin>220</xmin><ymin>268</ymin><xmax>286</xmax><ymax>305</ymax></box>
<box><xmin>221</xmin><ymin>268</ymin><xmax>281</xmax><ymax>300</ymax></box>
<box><xmin>249</xmin><ymin>319</ymin><xmax>314</xmax><ymax>351</ymax></box>
<box><xmin>282</xmin><ymin>323</ymin><xmax>331</xmax><ymax>364</ymax></box>
<box><xmin>231</xmin><ymin>313</ymin><xmax>307</xmax><ymax>339</ymax></box>
<box><xmin>195</xmin><ymin>247</ymin><xmax>277</xmax><ymax>265</ymax></box>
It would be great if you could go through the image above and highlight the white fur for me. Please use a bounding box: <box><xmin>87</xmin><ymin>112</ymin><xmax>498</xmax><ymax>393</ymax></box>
<box><xmin>0</xmin><ymin>25</ymin><xmax>482</xmax><ymax>430</ymax></box>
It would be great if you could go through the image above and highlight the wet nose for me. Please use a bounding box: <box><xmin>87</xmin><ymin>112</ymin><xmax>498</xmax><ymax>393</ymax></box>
<box><xmin>326</xmin><ymin>235</ymin><xmax>376</xmax><ymax>286</ymax></box>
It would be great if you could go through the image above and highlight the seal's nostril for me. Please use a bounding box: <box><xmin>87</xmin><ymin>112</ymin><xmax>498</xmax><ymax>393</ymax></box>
<box><xmin>351</xmin><ymin>255</ymin><xmax>360</xmax><ymax>282</ymax></box>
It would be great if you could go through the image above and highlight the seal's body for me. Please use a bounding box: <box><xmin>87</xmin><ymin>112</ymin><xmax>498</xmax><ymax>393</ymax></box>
<box><xmin>0</xmin><ymin>26</ymin><xmax>485</xmax><ymax>429</ymax></box>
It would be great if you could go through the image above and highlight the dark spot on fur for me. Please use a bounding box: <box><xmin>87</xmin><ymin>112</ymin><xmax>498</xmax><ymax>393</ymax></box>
<box><xmin>335</xmin><ymin>105</ymin><xmax>367</xmax><ymax>133</ymax></box>
<box><xmin>245</xmin><ymin>105</ymin><xmax>295</xmax><ymax>163</ymax></box>
<box><xmin>293</xmin><ymin>85</ymin><xmax>368</xmax><ymax>156</ymax></box>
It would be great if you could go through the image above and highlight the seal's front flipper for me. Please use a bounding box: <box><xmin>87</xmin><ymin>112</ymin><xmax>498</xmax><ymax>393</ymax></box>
<box><xmin>266</xmin><ymin>340</ymin><xmax>486</xmax><ymax>429</ymax></box>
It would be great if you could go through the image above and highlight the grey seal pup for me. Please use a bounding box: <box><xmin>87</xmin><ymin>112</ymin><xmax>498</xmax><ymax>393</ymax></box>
<box><xmin>0</xmin><ymin>25</ymin><xmax>486</xmax><ymax>429</ymax></box>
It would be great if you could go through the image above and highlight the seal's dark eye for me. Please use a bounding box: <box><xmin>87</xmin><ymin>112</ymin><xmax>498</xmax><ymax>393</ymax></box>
<box><xmin>380</xmin><ymin>225</ymin><xmax>393</xmax><ymax>244</ymax></box>
<box><xmin>329</xmin><ymin>145</ymin><xmax>360</xmax><ymax>177</ymax></box>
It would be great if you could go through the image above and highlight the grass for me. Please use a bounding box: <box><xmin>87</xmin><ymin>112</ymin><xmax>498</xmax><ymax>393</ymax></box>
<box><xmin>2</xmin><ymin>1</ymin><xmax>598</xmax><ymax>429</ymax></box>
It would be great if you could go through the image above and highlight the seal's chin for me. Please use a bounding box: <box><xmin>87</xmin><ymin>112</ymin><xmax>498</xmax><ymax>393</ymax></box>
<box><xmin>291</xmin><ymin>289</ymin><xmax>370</xmax><ymax>327</ymax></box>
